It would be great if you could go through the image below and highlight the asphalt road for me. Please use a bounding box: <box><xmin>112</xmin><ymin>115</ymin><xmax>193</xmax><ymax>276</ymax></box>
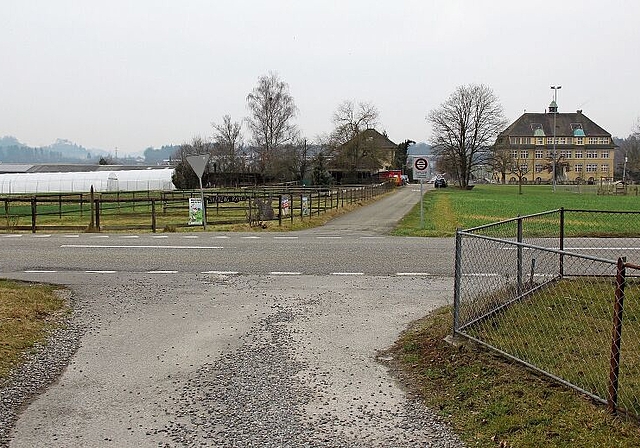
<box><xmin>2</xmin><ymin>185</ymin><xmax>465</xmax><ymax>447</ymax></box>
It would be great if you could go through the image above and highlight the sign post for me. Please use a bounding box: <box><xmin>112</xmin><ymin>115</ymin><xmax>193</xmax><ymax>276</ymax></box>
<box><xmin>413</xmin><ymin>157</ymin><xmax>429</xmax><ymax>229</ymax></box>
<box><xmin>186</xmin><ymin>154</ymin><xmax>210</xmax><ymax>230</ymax></box>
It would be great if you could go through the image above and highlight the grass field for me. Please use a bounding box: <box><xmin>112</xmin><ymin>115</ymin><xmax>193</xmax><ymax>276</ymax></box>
<box><xmin>385</xmin><ymin>306</ymin><xmax>640</xmax><ymax>447</ymax></box>
<box><xmin>387</xmin><ymin>184</ymin><xmax>640</xmax><ymax>445</ymax></box>
<box><xmin>393</xmin><ymin>184</ymin><xmax>640</xmax><ymax>237</ymax></box>
<box><xmin>0</xmin><ymin>280</ymin><xmax>69</xmax><ymax>382</ymax></box>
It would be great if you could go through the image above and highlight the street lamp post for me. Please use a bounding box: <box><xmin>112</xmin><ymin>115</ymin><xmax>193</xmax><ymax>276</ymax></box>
<box><xmin>551</xmin><ymin>85</ymin><xmax>561</xmax><ymax>192</ymax></box>
<box><xmin>623</xmin><ymin>155</ymin><xmax>628</xmax><ymax>184</ymax></box>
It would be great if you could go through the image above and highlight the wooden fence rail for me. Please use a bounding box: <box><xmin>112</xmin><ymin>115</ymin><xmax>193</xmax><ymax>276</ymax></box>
<box><xmin>0</xmin><ymin>183</ymin><xmax>394</xmax><ymax>233</ymax></box>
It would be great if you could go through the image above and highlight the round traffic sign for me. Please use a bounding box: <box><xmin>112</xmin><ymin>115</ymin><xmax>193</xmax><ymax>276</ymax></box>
<box><xmin>414</xmin><ymin>157</ymin><xmax>428</xmax><ymax>171</ymax></box>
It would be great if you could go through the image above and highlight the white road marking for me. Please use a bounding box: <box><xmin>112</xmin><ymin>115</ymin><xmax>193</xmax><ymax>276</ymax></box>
<box><xmin>90</xmin><ymin>235</ymin><xmax>110</xmax><ymax>238</ymax></box>
<box><xmin>242</xmin><ymin>236</ymin><xmax>261</xmax><ymax>239</ymax></box>
<box><xmin>396</xmin><ymin>272</ymin><xmax>432</xmax><ymax>276</ymax></box>
<box><xmin>316</xmin><ymin>236</ymin><xmax>342</xmax><ymax>239</ymax></box>
<box><xmin>63</xmin><ymin>234</ymin><xmax>80</xmax><ymax>238</ymax></box>
<box><xmin>85</xmin><ymin>270</ymin><xmax>116</xmax><ymax>274</ymax></box>
<box><xmin>60</xmin><ymin>244</ymin><xmax>223</xmax><ymax>249</ymax></box>
<box><xmin>120</xmin><ymin>235</ymin><xmax>139</xmax><ymax>239</ymax></box>
<box><xmin>331</xmin><ymin>272</ymin><xmax>364</xmax><ymax>276</ymax></box>
<box><xmin>182</xmin><ymin>236</ymin><xmax>199</xmax><ymax>239</ymax></box>
<box><xmin>147</xmin><ymin>270</ymin><xmax>178</xmax><ymax>274</ymax></box>
<box><xmin>360</xmin><ymin>236</ymin><xmax>385</xmax><ymax>239</ymax></box>
<box><xmin>463</xmin><ymin>273</ymin><xmax>500</xmax><ymax>277</ymax></box>
<box><xmin>273</xmin><ymin>236</ymin><xmax>298</xmax><ymax>239</ymax></box>
<box><xmin>150</xmin><ymin>235</ymin><xmax>169</xmax><ymax>238</ymax></box>
<box><xmin>269</xmin><ymin>271</ymin><xmax>302</xmax><ymax>275</ymax></box>
<box><xmin>3</xmin><ymin>234</ymin><xmax>22</xmax><ymax>238</ymax></box>
<box><xmin>201</xmin><ymin>270</ymin><xmax>239</xmax><ymax>275</ymax></box>
<box><xmin>32</xmin><ymin>234</ymin><xmax>52</xmax><ymax>238</ymax></box>
<box><xmin>24</xmin><ymin>270</ymin><xmax>57</xmax><ymax>273</ymax></box>
<box><xmin>212</xmin><ymin>235</ymin><xmax>230</xmax><ymax>239</ymax></box>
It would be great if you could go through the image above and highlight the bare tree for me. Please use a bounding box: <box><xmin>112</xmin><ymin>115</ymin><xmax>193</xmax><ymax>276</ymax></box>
<box><xmin>330</xmin><ymin>100</ymin><xmax>379</xmax><ymax>146</ymax></box>
<box><xmin>489</xmin><ymin>146</ymin><xmax>514</xmax><ymax>184</ymax></box>
<box><xmin>212</xmin><ymin>115</ymin><xmax>243</xmax><ymax>172</ymax></box>
<box><xmin>329</xmin><ymin>101</ymin><xmax>380</xmax><ymax>181</ymax></box>
<box><xmin>246</xmin><ymin>72</ymin><xmax>298</xmax><ymax>176</ymax></box>
<box><xmin>428</xmin><ymin>84</ymin><xmax>507</xmax><ymax>188</ymax></box>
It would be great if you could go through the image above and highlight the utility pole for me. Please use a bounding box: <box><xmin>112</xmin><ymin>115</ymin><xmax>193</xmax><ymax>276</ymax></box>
<box><xmin>550</xmin><ymin>86</ymin><xmax>561</xmax><ymax>192</ymax></box>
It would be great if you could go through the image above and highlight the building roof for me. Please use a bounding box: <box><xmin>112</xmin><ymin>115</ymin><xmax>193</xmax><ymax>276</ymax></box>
<box><xmin>499</xmin><ymin>110</ymin><xmax>611</xmax><ymax>138</ymax></box>
<box><xmin>341</xmin><ymin>128</ymin><xmax>397</xmax><ymax>149</ymax></box>
<box><xmin>0</xmin><ymin>163</ymin><xmax>171</xmax><ymax>174</ymax></box>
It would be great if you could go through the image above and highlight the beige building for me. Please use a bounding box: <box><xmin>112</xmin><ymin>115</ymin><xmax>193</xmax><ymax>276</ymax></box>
<box><xmin>493</xmin><ymin>103</ymin><xmax>615</xmax><ymax>184</ymax></box>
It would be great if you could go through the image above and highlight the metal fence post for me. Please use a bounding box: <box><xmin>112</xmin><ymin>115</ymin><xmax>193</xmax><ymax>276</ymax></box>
<box><xmin>517</xmin><ymin>216</ymin><xmax>523</xmax><ymax>295</ymax></box>
<box><xmin>559</xmin><ymin>207</ymin><xmax>565</xmax><ymax>278</ymax></box>
<box><xmin>608</xmin><ymin>257</ymin><xmax>626</xmax><ymax>415</ymax></box>
<box><xmin>453</xmin><ymin>229</ymin><xmax>463</xmax><ymax>335</ymax></box>
<box><xmin>278</xmin><ymin>195</ymin><xmax>282</xmax><ymax>227</ymax></box>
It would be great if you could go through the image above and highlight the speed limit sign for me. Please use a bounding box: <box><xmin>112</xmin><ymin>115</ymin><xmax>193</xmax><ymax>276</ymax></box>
<box><xmin>413</xmin><ymin>157</ymin><xmax>429</xmax><ymax>179</ymax></box>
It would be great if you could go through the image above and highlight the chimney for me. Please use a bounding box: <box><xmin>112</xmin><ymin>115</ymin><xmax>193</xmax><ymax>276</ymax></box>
<box><xmin>577</xmin><ymin>109</ymin><xmax>582</xmax><ymax>114</ymax></box>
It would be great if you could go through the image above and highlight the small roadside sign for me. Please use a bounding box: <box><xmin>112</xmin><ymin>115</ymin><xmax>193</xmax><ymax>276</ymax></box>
<box><xmin>413</xmin><ymin>157</ymin><xmax>429</xmax><ymax>179</ymax></box>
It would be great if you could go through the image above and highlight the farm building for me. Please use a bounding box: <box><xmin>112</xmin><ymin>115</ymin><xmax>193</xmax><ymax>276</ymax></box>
<box><xmin>0</xmin><ymin>164</ymin><xmax>175</xmax><ymax>194</ymax></box>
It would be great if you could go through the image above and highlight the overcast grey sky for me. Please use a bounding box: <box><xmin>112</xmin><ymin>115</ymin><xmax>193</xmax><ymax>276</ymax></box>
<box><xmin>2</xmin><ymin>0</ymin><xmax>639</xmax><ymax>154</ymax></box>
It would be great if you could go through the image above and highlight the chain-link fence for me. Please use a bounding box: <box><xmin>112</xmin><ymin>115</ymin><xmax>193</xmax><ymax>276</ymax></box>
<box><xmin>454</xmin><ymin>210</ymin><xmax>640</xmax><ymax>421</ymax></box>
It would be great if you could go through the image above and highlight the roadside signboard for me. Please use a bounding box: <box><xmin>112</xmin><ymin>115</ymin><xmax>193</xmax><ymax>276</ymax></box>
<box><xmin>413</xmin><ymin>157</ymin><xmax>429</xmax><ymax>179</ymax></box>
<box><xmin>188</xmin><ymin>197</ymin><xmax>203</xmax><ymax>225</ymax></box>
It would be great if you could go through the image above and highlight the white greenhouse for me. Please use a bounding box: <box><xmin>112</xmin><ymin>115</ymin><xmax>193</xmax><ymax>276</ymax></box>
<box><xmin>0</xmin><ymin>168</ymin><xmax>176</xmax><ymax>194</ymax></box>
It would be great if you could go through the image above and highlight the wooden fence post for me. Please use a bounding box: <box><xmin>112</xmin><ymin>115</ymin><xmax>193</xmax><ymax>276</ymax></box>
<box><xmin>31</xmin><ymin>197</ymin><xmax>37</xmax><ymax>233</ymax></box>
<box><xmin>151</xmin><ymin>199</ymin><xmax>157</xmax><ymax>233</ymax></box>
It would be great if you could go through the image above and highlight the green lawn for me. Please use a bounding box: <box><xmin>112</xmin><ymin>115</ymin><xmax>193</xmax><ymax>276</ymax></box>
<box><xmin>393</xmin><ymin>184</ymin><xmax>640</xmax><ymax>237</ymax></box>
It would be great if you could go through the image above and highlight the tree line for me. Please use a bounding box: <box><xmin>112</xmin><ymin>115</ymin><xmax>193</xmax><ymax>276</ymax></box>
<box><xmin>172</xmin><ymin>72</ymin><xmax>412</xmax><ymax>189</ymax></box>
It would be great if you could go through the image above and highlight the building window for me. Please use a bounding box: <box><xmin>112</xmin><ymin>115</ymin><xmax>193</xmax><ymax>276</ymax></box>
<box><xmin>558</xmin><ymin>137</ymin><xmax>566</xmax><ymax>144</ymax></box>
<box><xmin>588</xmin><ymin>137</ymin><xmax>598</xmax><ymax>145</ymax></box>
<box><xmin>520</xmin><ymin>163</ymin><xmax>528</xmax><ymax>172</ymax></box>
<box><xmin>560</xmin><ymin>150</ymin><xmax>571</xmax><ymax>159</ymax></box>
<box><xmin>535</xmin><ymin>150</ymin><xmax>544</xmax><ymax>159</ymax></box>
<box><xmin>599</xmin><ymin>137</ymin><xmax>609</xmax><ymax>144</ymax></box>
<box><xmin>536</xmin><ymin>137</ymin><xmax>544</xmax><ymax>145</ymax></box>
<box><xmin>575</xmin><ymin>137</ymin><xmax>584</xmax><ymax>145</ymax></box>
<box><xmin>574</xmin><ymin>150</ymin><xmax>582</xmax><ymax>159</ymax></box>
<box><xmin>586</xmin><ymin>164</ymin><xmax>597</xmax><ymax>172</ymax></box>
<box><xmin>586</xmin><ymin>150</ymin><xmax>598</xmax><ymax>158</ymax></box>
<box><xmin>601</xmin><ymin>151</ymin><xmax>609</xmax><ymax>159</ymax></box>
<box><xmin>511</xmin><ymin>150</ymin><xmax>518</xmax><ymax>159</ymax></box>
<box><xmin>520</xmin><ymin>150</ymin><xmax>529</xmax><ymax>159</ymax></box>
<box><xmin>601</xmin><ymin>164</ymin><xmax>609</xmax><ymax>172</ymax></box>
<box><xmin>535</xmin><ymin>164</ymin><xmax>543</xmax><ymax>173</ymax></box>
<box><xmin>574</xmin><ymin>164</ymin><xmax>583</xmax><ymax>172</ymax></box>
<box><xmin>546</xmin><ymin>137</ymin><xmax>553</xmax><ymax>144</ymax></box>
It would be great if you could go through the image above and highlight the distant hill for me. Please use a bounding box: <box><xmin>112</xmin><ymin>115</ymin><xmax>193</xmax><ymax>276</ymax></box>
<box><xmin>0</xmin><ymin>136</ymin><xmax>26</xmax><ymax>148</ymax></box>
<box><xmin>407</xmin><ymin>142</ymin><xmax>432</xmax><ymax>155</ymax></box>
<box><xmin>0</xmin><ymin>136</ymin><xmax>174</xmax><ymax>164</ymax></box>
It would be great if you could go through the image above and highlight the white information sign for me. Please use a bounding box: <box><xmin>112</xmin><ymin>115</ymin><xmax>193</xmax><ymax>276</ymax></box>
<box><xmin>413</xmin><ymin>157</ymin><xmax>429</xmax><ymax>179</ymax></box>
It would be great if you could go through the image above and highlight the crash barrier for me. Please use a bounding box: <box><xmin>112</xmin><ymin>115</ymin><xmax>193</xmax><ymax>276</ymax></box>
<box><xmin>0</xmin><ymin>183</ymin><xmax>394</xmax><ymax>232</ymax></box>
<box><xmin>454</xmin><ymin>209</ymin><xmax>640</xmax><ymax>421</ymax></box>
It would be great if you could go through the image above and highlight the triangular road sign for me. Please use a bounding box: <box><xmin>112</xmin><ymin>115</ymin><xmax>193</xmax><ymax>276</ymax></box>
<box><xmin>186</xmin><ymin>154</ymin><xmax>210</xmax><ymax>178</ymax></box>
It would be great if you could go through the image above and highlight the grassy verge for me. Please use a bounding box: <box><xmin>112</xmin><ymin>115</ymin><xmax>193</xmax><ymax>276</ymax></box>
<box><xmin>393</xmin><ymin>184</ymin><xmax>640</xmax><ymax>237</ymax></box>
<box><xmin>0</xmin><ymin>280</ymin><xmax>70</xmax><ymax>382</ymax></box>
<box><xmin>383</xmin><ymin>306</ymin><xmax>640</xmax><ymax>447</ymax></box>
